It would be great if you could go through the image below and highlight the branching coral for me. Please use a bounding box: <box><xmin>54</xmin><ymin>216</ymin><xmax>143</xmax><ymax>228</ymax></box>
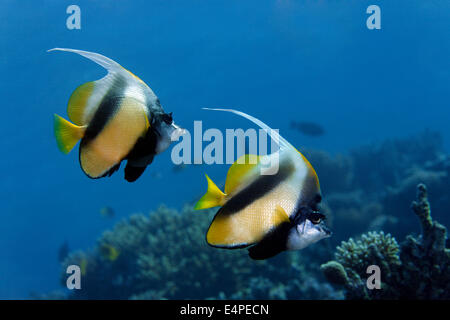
<box><xmin>321</xmin><ymin>183</ymin><xmax>450</xmax><ymax>299</ymax></box>
<box><xmin>399</xmin><ymin>184</ymin><xmax>450</xmax><ymax>299</ymax></box>
<box><xmin>335</xmin><ymin>231</ymin><xmax>400</xmax><ymax>276</ymax></box>
<box><xmin>321</xmin><ymin>231</ymin><xmax>400</xmax><ymax>299</ymax></box>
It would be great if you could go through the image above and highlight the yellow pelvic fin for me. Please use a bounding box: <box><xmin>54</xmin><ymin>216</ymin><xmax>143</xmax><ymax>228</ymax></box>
<box><xmin>67</xmin><ymin>81</ymin><xmax>94</xmax><ymax>125</ymax></box>
<box><xmin>194</xmin><ymin>174</ymin><xmax>226</xmax><ymax>210</ymax></box>
<box><xmin>54</xmin><ymin>114</ymin><xmax>86</xmax><ymax>154</ymax></box>
<box><xmin>225</xmin><ymin>154</ymin><xmax>260</xmax><ymax>194</ymax></box>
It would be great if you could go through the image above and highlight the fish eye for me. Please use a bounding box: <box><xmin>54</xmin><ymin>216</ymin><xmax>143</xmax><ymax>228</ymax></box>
<box><xmin>309</xmin><ymin>212</ymin><xmax>325</xmax><ymax>225</ymax></box>
<box><xmin>162</xmin><ymin>112</ymin><xmax>173</xmax><ymax>124</ymax></box>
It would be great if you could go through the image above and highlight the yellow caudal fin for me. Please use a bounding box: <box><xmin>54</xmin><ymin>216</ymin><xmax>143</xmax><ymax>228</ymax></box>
<box><xmin>194</xmin><ymin>174</ymin><xmax>226</xmax><ymax>210</ymax></box>
<box><xmin>54</xmin><ymin>114</ymin><xmax>86</xmax><ymax>154</ymax></box>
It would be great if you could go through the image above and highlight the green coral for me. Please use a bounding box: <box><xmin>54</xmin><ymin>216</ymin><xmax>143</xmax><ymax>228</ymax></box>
<box><xmin>61</xmin><ymin>204</ymin><xmax>338</xmax><ymax>300</ymax></box>
<box><xmin>321</xmin><ymin>231</ymin><xmax>400</xmax><ymax>299</ymax></box>
<box><xmin>335</xmin><ymin>231</ymin><xmax>400</xmax><ymax>277</ymax></box>
<box><xmin>321</xmin><ymin>183</ymin><xmax>450</xmax><ymax>299</ymax></box>
<box><xmin>320</xmin><ymin>261</ymin><xmax>348</xmax><ymax>286</ymax></box>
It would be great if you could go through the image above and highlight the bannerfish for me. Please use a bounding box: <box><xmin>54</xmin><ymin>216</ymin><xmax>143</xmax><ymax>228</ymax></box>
<box><xmin>51</xmin><ymin>48</ymin><xmax>185</xmax><ymax>182</ymax></box>
<box><xmin>195</xmin><ymin>108</ymin><xmax>331</xmax><ymax>260</ymax></box>
<box><xmin>290</xmin><ymin>121</ymin><xmax>325</xmax><ymax>137</ymax></box>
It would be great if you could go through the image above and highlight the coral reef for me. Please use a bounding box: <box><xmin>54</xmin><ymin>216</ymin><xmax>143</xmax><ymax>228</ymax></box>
<box><xmin>60</xmin><ymin>205</ymin><xmax>338</xmax><ymax>300</ymax></box>
<box><xmin>382</xmin><ymin>158</ymin><xmax>450</xmax><ymax>238</ymax></box>
<box><xmin>37</xmin><ymin>130</ymin><xmax>447</xmax><ymax>300</ymax></box>
<box><xmin>305</xmin><ymin>131</ymin><xmax>448</xmax><ymax>243</ymax></box>
<box><xmin>301</xmin><ymin>149</ymin><xmax>354</xmax><ymax>194</ymax></box>
<box><xmin>334</xmin><ymin>231</ymin><xmax>400</xmax><ymax>277</ymax></box>
<box><xmin>321</xmin><ymin>184</ymin><xmax>450</xmax><ymax>299</ymax></box>
<box><xmin>350</xmin><ymin>130</ymin><xmax>443</xmax><ymax>195</ymax></box>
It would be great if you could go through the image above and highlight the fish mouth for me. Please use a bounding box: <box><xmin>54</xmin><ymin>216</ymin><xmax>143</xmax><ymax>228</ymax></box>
<box><xmin>321</xmin><ymin>224</ymin><xmax>332</xmax><ymax>237</ymax></box>
<box><xmin>170</xmin><ymin>124</ymin><xmax>187</xmax><ymax>141</ymax></box>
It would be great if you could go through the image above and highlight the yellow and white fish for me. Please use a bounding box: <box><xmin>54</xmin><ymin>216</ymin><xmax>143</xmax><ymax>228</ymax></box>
<box><xmin>51</xmin><ymin>48</ymin><xmax>185</xmax><ymax>182</ymax></box>
<box><xmin>195</xmin><ymin>108</ymin><xmax>331</xmax><ymax>260</ymax></box>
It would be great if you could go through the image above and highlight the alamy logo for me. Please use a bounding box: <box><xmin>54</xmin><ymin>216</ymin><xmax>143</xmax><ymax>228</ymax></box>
<box><xmin>366</xmin><ymin>5</ymin><xmax>381</xmax><ymax>30</ymax></box>
<box><xmin>366</xmin><ymin>265</ymin><xmax>381</xmax><ymax>289</ymax></box>
<box><xmin>170</xmin><ymin>121</ymin><xmax>281</xmax><ymax>175</ymax></box>
<box><xmin>66</xmin><ymin>265</ymin><xmax>81</xmax><ymax>290</ymax></box>
<box><xmin>66</xmin><ymin>5</ymin><xmax>81</xmax><ymax>30</ymax></box>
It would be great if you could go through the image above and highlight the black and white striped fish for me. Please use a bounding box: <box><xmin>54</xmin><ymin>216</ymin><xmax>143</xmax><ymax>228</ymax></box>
<box><xmin>195</xmin><ymin>108</ymin><xmax>331</xmax><ymax>260</ymax></box>
<box><xmin>51</xmin><ymin>48</ymin><xmax>185</xmax><ymax>182</ymax></box>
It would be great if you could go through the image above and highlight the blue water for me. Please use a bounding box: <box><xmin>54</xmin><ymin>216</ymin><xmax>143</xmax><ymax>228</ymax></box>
<box><xmin>0</xmin><ymin>0</ymin><xmax>448</xmax><ymax>298</ymax></box>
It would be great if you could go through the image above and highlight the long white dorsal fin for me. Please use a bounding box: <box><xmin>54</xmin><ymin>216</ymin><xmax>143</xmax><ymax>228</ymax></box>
<box><xmin>202</xmin><ymin>108</ymin><xmax>292</xmax><ymax>151</ymax></box>
<box><xmin>47</xmin><ymin>48</ymin><xmax>124</xmax><ymax>75</ymax></box>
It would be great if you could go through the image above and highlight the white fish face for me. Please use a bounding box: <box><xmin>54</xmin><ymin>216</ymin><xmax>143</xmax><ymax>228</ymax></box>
<box><xmin>169</xmin><ymin>122</ymin><xmax>187</xmax><ymax>142</ymax></box>
<box><xmin>155</xmin><ymin>120</ymin><xmax>186</xmax><ymax>154</ymax></box>
<box><xmin>287</xmin><ymin>219</ymin><xmax>331</xmax><ymax>251</ymax></box>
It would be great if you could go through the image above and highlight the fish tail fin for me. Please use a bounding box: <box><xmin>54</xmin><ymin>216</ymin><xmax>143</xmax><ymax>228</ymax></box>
<box><xmin>194</xmin><ymin>174</ymin><xmax>226</xmax><ymax>210</ymax></box>
<box><xmin>54</xmin><ymin>114</ymin><xmax>86</xmax><ymax>154</ymax></box>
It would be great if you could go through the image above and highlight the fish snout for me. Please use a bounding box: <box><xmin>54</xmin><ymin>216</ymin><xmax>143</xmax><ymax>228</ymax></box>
<box><xmin>170</xmin><ymin>123</ymin><xmax>187</xmax><ymax>141</ymax></box>
<box><xmin>321</xmin><ymin>224</ymin><xmax>332</xmax><ymax>237</ymax></box>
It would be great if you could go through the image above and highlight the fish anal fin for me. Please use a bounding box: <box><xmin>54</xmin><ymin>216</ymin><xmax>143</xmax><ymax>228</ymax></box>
<box><xmin>224</xmin><ymin>154</ymin><xmax>260</xmax><ymax>194</ymax></box>
<box><xmin>54</xmin><ymin>114</ymin><xmax>86</xmax><ymax>154</ymax></box>
<box><xmin>194</xmin><ymin>175</ymin><xmax>226</xmax><ymax>210</ymax></box>
<box><xmin>67</xmin><ymin>81</ymin><xmax>95</xmax><ymax>125</ymax></box>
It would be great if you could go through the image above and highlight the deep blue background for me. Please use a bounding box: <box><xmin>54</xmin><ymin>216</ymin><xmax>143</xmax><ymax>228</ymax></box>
<box><xmin>0</xmin><ymin>0</ymin><xmax>448</xmax><ymax>298</ymax></box>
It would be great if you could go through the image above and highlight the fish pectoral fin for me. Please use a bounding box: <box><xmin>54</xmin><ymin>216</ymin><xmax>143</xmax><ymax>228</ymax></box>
<box><xmin>53</xmin><ymin>114</ymin><xmax>86</xmax><ymax>154</ymax></box>
<box><xmin>194</xmin><ymin>174</ymin><xmax>226</xmax><ymax>210</ymax></box>
<box><xmin>273</xmin><ymin>205</ymin><xmax>291</xmax><ymax>225</ymax></box>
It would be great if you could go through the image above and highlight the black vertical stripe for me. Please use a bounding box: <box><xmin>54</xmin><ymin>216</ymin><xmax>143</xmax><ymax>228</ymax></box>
<box><xmin>217</xmin><ymin>157</ymin><xmax>295</xmax><ymax>216</ymax></box>
<box><xmin>81</xmin><ymin>75</ymin><xmax>128</xmax><ymax>144</ymax></box>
